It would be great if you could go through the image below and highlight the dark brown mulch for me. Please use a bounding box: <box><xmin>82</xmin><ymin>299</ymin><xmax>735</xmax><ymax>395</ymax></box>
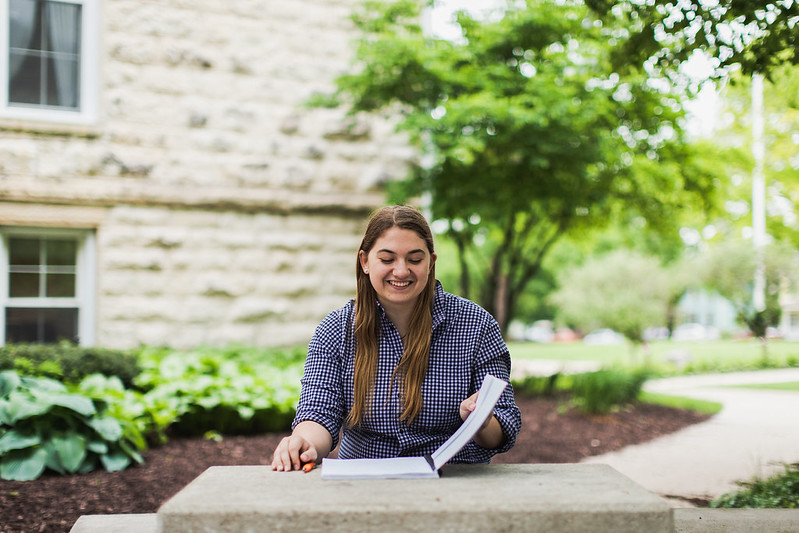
<box><xmin>0</xmin><ymin>395</ymin><xmax>713</xmax><ymax>533</ymax></box>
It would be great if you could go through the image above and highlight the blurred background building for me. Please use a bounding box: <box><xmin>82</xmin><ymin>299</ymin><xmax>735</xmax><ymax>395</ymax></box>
<box><xmin>0</xmin><ymin>0</ymin><xmax>413</xmax><ymax>349</ymax></box>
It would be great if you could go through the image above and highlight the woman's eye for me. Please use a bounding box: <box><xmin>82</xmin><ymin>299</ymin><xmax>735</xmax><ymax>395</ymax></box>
<box><xmin>409</xmin><ymin>259</ymin><xmax>422</xmax><ymax>265</ymax></box>
<box><xmin>380</xmin><ymin>259</ymin><xmax>392</xmax><ymax>264</ymax></box>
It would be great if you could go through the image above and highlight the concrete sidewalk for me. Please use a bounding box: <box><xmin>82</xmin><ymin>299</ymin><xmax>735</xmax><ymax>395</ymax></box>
<box><xmin>581</xmin><ymin>368</ymin><xmax>799</xmax><ymax>505</ymax></box>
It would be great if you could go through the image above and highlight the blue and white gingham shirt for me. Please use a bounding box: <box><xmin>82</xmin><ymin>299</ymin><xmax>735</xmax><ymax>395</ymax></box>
<box><xmin>293</xmin><ymin>281</ymin><xmax>522</xmax><ymax>463</ymax></box>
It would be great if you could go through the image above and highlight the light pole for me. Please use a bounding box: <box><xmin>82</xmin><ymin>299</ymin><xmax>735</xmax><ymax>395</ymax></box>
<box><xmin>751</xmin><ymin>72</ymin><xmax>766</xmax><ymax>313</ymax></box>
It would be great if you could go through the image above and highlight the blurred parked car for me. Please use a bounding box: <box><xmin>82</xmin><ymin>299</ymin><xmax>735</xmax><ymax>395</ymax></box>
<box><xmin>525</xmin><ymin>320</ymin><xmax>555</xmax><ymax>343</ymax></box>
<box><xmin>643</xmin><ymin>326</ymin><xmax>670</xmax><ymax>341</ymax></box>
<box><xmin>672</xmin><ymin>323</ymin><xmax>721</xmax><ymax>342</ymax></box>
<box><xmin>582</xmin><ymin>328</ymin><xmax>626</xmax><ymax>345</ymax></box>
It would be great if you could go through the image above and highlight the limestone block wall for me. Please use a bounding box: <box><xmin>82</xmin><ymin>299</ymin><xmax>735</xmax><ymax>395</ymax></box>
<box><xmin>97</xmin><ymin>206</ymin><xmax>364</xmax><ymax>349</ymax></box>
<box><xmin>0</xmin><ymin>0</ymin><xmax>414</xmax><ymax>349</ymax></box>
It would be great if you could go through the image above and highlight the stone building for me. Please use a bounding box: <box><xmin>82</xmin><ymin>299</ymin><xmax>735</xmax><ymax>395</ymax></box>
<box><xmin>0</xmin><ymin>0</ymin><xmax>413</xmax><ymax>349</ymax></box>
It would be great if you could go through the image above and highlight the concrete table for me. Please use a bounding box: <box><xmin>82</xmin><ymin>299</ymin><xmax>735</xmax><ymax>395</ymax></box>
<box><xmin>157</xmin><ymin>463</ymin><xmax>672</xmax><ymax>532</ymax></box>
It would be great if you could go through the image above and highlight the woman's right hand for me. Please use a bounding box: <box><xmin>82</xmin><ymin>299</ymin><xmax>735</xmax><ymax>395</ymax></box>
<box><xmin>271</xmin><ymin>434</ymin><xmax>319</xmax><ymax>471</ymax></box>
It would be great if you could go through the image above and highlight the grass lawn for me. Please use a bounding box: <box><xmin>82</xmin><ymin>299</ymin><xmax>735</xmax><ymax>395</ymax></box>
<box><xmin>508</xmin><ymin>339</ymin><xmax>799</xmax><ymax>372</ymax></box>
<box><xmin>725</xmin><ymin>381</ymin><xmax>799</xmax><ymax>391</ymax></box>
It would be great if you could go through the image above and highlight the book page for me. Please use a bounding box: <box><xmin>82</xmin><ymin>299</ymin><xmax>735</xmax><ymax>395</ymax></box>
<box><xmin>430</xmin><ymin>374</ymin><xmax>507</xmax><ymax>469</ymax></box>
<box><xmin>321</xmin><ymin>456</ymin><xmax>438</xmax><ymax>479</ymax></box>
<box><xmin>320</xmin><ymin>374</ymin><xmax>507</xmax><ymax>479</ymax></box>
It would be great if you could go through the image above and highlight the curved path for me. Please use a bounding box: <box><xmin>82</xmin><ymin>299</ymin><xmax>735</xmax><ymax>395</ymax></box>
<box><xmin>581</xmin><ymin>368</ymin><xmax>799</xmax><ymax>505</ymax></box>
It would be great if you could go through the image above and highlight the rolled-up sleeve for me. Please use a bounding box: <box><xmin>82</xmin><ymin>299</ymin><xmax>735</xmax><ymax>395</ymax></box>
<box><xmin>473</xmin><ymin>316</ymin><xmax>522</xmax><ymax>455</ymax></box>
<box><xmin>292</xmin><ymin>310</ymin><xmax>347</xmax><ymax>450</ymax></box>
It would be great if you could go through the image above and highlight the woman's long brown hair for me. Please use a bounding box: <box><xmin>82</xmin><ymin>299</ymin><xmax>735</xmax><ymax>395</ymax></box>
<box><xmin>347</xmin><ymin>205</ymin><xmax>436</xmax><ymax>427</ymax></box>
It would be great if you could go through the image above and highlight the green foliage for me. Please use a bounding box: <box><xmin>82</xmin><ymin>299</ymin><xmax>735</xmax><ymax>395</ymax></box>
<box><xmin>570</xmin><ymin>368</ymin><xmax>649</xmax><ymax>414</ymax></box>
<box><xmin>711</xmin><ymin>463</ymin><xmax>799</xmax><ymax>509</ymax></box>
<box><xmin>513</xmin><ymin>373</ymin><xmax>562</xmax><ymax>397</ymax></box>
<box><xmin>0</xmin><ymin>343</ymin><xmax>140</xmax><ymax>388</ymax></box>
<box><xmin>511</xmin><ymin>367</ymin><xmax>650</xmax><ymax>415</ymax></box>
<box><xmin>134</xmin><ymin>345</ymin><xmax>304</xmax><ymax>437</ymax></box>
<box><xmin>693</xmin><ymin>240</ymin><xmax>797</xmax><ymax>338</ymax></box>
<box><xmin>585</xmin><ymin>0</ymin><xmax>799</xmax><ymax>76</ymax></box>
<box><xmin>319</xmin><ymin>0</ymin><xmax>723</xmax><ymax>332</ymax></box>
<box><xmin>551</xmin><ymin>250</ymin><xmax>673</xmax><ymax>344</ymax></box>
<box><xmin>0</xmin><ymin>371</ymin><xmax>145</xmax><ymax>481</ymax></box>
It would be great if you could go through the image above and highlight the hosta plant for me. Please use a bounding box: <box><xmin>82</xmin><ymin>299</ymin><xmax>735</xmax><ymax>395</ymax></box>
<box><xmin>0</xmin><ymin>371</ymin><xmax>145</xmax><ymax>481</ymax></box>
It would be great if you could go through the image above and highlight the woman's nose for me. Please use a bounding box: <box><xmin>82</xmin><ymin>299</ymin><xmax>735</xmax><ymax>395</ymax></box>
<box><xmin>394</xmin><ymin>260</ymin><xmax>410</xmax><ymax>276</ymax></box>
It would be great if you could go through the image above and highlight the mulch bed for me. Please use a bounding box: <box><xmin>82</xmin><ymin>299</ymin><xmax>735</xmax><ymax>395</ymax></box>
<box><xmin>0</xmin><ymin>394</ymin><xmax>712</xmax><ymax>533</ymax></box>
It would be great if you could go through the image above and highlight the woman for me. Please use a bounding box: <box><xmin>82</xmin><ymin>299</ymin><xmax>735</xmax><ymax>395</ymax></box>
<box><xmin>271</xmin><ymin>205</ymin><xmax>521</xmax><ymax>471</ymax></box>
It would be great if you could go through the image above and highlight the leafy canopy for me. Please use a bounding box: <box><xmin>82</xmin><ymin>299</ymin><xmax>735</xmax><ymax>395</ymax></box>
<box><xmin>319</xmin><ymin>0</ymin><xmax>722</xmax><ymax>330</ymax></box>
<box><xmin>585</xmin><ymin>0</ymin><xmax>799</xmax><ymax>77</ymax></box>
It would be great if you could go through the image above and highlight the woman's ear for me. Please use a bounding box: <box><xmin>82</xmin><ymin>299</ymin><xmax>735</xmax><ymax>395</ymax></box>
<box><xmin>430</xmin><ymin>252</ymin><xmax>437</xmax><ymax>271</ymax></box>
<box><xmin>358</xmin><ymin>250</ymin><xmax>369</xmax><ymax>274</ymax></box>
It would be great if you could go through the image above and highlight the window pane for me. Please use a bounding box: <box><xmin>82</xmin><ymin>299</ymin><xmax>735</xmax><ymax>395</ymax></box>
<box><xmin>46</xmin><ymin>273</ymin><xmax>75</xmax><ymax>297</ymax></box>
<box><xmin>9</xmin><ymin>272</ymin><xmax>40</xmax><ymax>297</ymax></box>
<box><xmin>8</xmin><ymin>52</ymin><xmax>43</xmax><ymax>105</ymax></box>
<box><xmin>8</xmin><ymin>0</ymin><xmax>82</xmax><ymax>110</ymax></box>
<box><xmin>9</xmin><ymin>237</ymin><xmax>40</xmax><ymax>265</ymax></box>
<box><xmin>46</xmin><ymin>56</ymin><xmax>80</xmax><ymax>108</ymax></box>
<box><xmin>9</xmin><ymin>0</ymin><xmax>40</xmax><ymax>50</ymax></box>
<box><xmin>44</xmin><ymin>1</ymin><xmax>81</xmax><ymax>55</ymax></box>
<box><xmin>5</xmin><ymin>307</ymin><xmax>79</xmax><ymax>343</ymax></box>
<box><xmin>45</xmin><ymin>239</ymin><xmax>76</xmax><ymax>266</ymax></box>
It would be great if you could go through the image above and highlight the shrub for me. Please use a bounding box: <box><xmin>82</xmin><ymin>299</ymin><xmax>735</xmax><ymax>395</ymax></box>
<box><xmin>711</xmin><ymin>463</ymin><xmax>799</xmax><ymax>508</ymax></box>
<box><xmin>133</xmin><ymin>345</ymin><xmax>304</xmax><ymax>437</ymax></box>
<box><xmin>0</xmin><ymin>371</ymin><xmax>145</xmax><ymax>481</ymax></box>
<box><xmin>0</xmin><ymin>343</ymin><xmax>140</xmax><ymax>388</ymax></box>
<box><xmin>570</xmin><ymin>368</ymin><xmax>649</xmax><ymax>414</ymax></box>
<box><xmin>513</xmin><ymin>373</ymin><xmax>562</xmax><ymax>397</ymax></box>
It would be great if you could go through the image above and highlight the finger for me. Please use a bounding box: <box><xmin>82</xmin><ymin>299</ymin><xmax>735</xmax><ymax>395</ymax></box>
<box><xmin>271</xmin><ymin>439</ymin><xmax>291</xmax><ymax>471</ymax></box>
<box><xmin>286</xmin><ymin>436</ymin><xmax>307</xmax><ymax>471</ymax></box>
<box><xmin>299</xmin><ymin>446</ymin><xmax>318</xmax><ymax>465</ymax></box>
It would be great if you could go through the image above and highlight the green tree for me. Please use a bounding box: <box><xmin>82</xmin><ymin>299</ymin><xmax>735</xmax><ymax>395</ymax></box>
<box><xmin>318</xmin><ymin>0</ymin><xmax>720</xmax><ymax>332</ymax></box>
<box><xmin>551</xmin><ymin>250</ymin><xmax>672</xmax><ymax>359</ymax></box>
<box><xmin>696</xmin><ymin>239</ymin><xmax>797</xmax><ymax>357</ymax></box>
<box><xmin>585</xmin><ymin>0</ymin><xmax>799</xmax><ymax>77</ymax></box>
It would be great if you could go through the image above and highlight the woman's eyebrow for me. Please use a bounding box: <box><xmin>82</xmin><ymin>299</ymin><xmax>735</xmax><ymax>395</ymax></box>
<box><xmin>376</xmin><ymin>248</ymin><xmax>426</xmax><ymax>255</ymax></box>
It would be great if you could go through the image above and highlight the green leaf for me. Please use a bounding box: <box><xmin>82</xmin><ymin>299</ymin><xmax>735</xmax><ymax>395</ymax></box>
<box><xmin>119</xmin><ymin>439</ymin><xmax>144</xmax><ymax>464</ymax></box>
<box><xmin>87</xmin><ymin>439</ymin><xmax>108</xmax><ymax>454</ymax></box>
<box><xmin>0</xmin><ymin>447</ymin><xmax>48</xmax><ymax>481</ymax></box>
<box><xmin>46</xmin><ymin>393</ymin><xmax>96</xmax><ymax>417</ymax></box>
<box><xmin>0</xmin><ymin>429</ymin><xmax>41</xmax><ymax>453</ymax></box>
<box><xmin>99</xmin><ymin>449</ymin><xmax>131</xmax><ymax>472</ymax></box>
<box><xmin>0</xmin><ymin>371</ymin><xmax>21</xmax><ymax>398</ymax></box>
<box><xmin>43</xmin><ymin>441</ymin><xmax>66</xmax><ymax>475</ymax></box>
<box><xmin>87</xmin><ymin>416</ymin><xmax>123</xmax><ymax>441</ymax></box>
<box><xmin>52</xmin><ymin>432</ymin><xmax>87</xmax><ymax>473</ymax></box>
<box><xmin>4</xmin><ymin>391</ymin><xmax>51</xmax><ymax>423</ymax></box>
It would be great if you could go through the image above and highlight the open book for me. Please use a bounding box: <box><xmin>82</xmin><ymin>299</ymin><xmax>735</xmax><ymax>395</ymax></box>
<box><xmin>320</xmin><ymin>374</ymin><xmax>507</xmax><ymax>479</ymax></box>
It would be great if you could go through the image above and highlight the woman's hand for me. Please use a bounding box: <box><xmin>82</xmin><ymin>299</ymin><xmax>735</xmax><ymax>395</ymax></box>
<box><xmin>270</xmin><ymin>434</ymin><xmax>319</xmax><ymax>472</ymax></box>
<box><xmin>270</xmin><ymin>420</ymin><xmax>332</xmax><ymax>472</ymax></box>
<box><xmin>459</xmin><ymin>391</ymin><xmax>505</xmax><ymax>449</ymax></box>
<box><xmin>459</xmin><ymin>391</ymin><xmax>483</xmax><ymax>423</ymax></box>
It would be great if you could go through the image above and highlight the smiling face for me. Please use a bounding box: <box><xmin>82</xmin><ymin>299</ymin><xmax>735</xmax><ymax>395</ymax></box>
<box><xmin>359</xmin><ymin>226</ymin><xmax>436</xmax><ymax>315</ymax></box>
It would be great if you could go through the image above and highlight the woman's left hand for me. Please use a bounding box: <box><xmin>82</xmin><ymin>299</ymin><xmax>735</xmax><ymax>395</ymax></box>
<box><xmin>459</xmin><ymin>391</ymin><xmax>481</xmax><ymax>422</ymax></box>
<box><xmin>459</xmin><ymin>391</ymin><xmax>504</xmax><ymax>448</ymax></box>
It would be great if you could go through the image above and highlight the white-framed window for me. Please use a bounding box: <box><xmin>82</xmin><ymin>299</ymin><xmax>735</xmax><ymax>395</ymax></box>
<box><xmin>0</xmin><ymin>0</ymin><xmax>98</xmax><ymax>125</ymax></box>
<box><xmin>0</xmin><ymin>227</ymin><xmax>96</xmax><ymax>345</ymax></box>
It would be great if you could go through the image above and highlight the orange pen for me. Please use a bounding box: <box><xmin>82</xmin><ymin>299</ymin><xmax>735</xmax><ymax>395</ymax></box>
<box><xmin>301</xmin><ymin>462</ymin><xmax>315</xmax><ymax>473</ymax></box>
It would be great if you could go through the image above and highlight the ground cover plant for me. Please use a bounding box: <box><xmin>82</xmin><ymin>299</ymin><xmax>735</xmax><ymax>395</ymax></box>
<box><xmin>0</xmin><ymin>371</ymin><xmax>144</xmax><ymax>481</ymax></box>
<box><xmin>712</xmin><ymin>463</ymin><xmax>799</xmax><ymax>509</ymax></box>
<box><xmin>0</xmin><ymin>345</ymin><xmax>304</xmax><ymax>481</ymax></box>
